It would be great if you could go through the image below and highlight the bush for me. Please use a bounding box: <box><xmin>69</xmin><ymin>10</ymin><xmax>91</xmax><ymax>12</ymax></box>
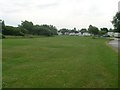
<box><xmin>92</xmin><ymin>36</ymin><xmax>96</xmax><ymax>39</ymax></box>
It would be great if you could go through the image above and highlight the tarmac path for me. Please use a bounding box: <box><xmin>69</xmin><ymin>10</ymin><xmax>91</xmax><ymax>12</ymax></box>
<box><xmin>108</xmin><ymin>39</ymin><xmax>120</xmax><ymax>52</ymax></box>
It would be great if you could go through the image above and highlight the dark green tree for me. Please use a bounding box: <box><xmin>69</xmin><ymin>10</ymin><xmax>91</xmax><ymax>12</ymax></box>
<box><xmin>100</xmin><ymin>28</ymin><xmax>108</xmax><ymax>35</ymax></box>
<box><xmin>0</xmin><ymin>20</ymin><xmax>2</xmax><ymax>33</ymax></box>
<box><xmin>32</xmin><ymin>24</ymin><xmax>57</xmax><ymax>36</ymax></box>
<box><xmin>2</xmin><ymin>20</ymin><xmax>6</xmax><ymax>31</ymax></box>
<box><xmin>59</xmin><ymin>28</ymin><xmax>69</xmax><ymax>35</ymax></box>
<box><xmin>18</xmin><ymin>25</ymin><xmax>28</xmax><ymax>34</ymax></box>
<box><xmin>49</xmin><ymin>25</ymin><xmax>58</xmax><ymax>35</ymax></box>
<box><xmin>88</xmin><ymin>25</ymin><xmax>99</xmax><ymax>36</ymax></box>
<box><xmin>20</xmin><ymin>20</ymin><xmax>34</xmax><ymax>34</ymax></box>
<box><xmin>2</xmin><ymin>20</ymin><xmax>57</xmax><ymax>37</ymax></box>
<box><xmin>112</xmin><ymin>12</ymin><xmax>120</xmax><ymax>33</ymax></box>
<box><xmin>80</xmin><ymin>28</ymin><xmax>87</xmax><ymax>35</ymax></box>
<box><xmin>109</xmin><ymin>28</ymin><xmax>114</xmax><ymax>32</ymax></box>
<box><xmin>3</xmin><ymin>26</ymin><xmax>24</xmax><ymax>36</ymax></box>
<box><xmin>40</xmin><ymin>25</ymin><xmax>57</xmax><ymax>35</ymax></box>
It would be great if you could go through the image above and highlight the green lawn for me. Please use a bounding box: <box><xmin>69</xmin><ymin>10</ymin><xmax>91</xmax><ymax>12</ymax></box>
<box><xmin>0</xmin><ymin>40</ymin><xmax>2</xmax><ymax>89</ymax></box>
<box><xmin>2</xmin><ymin>36</ymin><xmax>118</xmax><ymax>88</ymax></box>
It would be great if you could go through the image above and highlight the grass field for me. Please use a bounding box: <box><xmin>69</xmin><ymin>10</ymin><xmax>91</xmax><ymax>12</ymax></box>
<box><xmin>0</xmin><ymin>40</ymin><xmax>2</xmax><ymax>89</ymax></box>
<box><xmin>2</xmin><ymin>36</ymin><xmax>118</xmax><ymax>88</ymax></box>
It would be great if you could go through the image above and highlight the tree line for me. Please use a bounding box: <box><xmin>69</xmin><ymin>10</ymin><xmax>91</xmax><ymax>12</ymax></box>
<box><xmin>59</xmin><ymin>25</ymin><xmax>110</xmax><ymax>36</ymax></box>
<box><xmin>1</xmin><ymin>20</ymin><xmax>58</xmax><ymax>37</ymax></box>
<box><xmin>0</xmin><ymin>11</ymin><xmax>120</xmax><ymax>38</ymax></box>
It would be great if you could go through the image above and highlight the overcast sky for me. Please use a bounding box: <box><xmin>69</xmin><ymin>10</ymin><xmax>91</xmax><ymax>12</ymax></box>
<box><xmin>0</xmin><ymin>0</ymin><xmax>119</xmax><ymax>29</ymax></box>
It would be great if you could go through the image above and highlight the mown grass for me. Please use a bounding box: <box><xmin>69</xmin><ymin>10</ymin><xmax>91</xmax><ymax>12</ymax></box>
<box><xmin>0</xmin><ymin>39</ymin><xmax>2</xmax><ymax>89</ymax></box>
<box><xmin>2</xmin><ymin>36</ymin><xmax>118</xmax><ymax>88</ymax></box>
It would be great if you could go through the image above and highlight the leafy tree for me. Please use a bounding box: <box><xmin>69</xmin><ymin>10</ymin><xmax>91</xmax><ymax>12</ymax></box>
<box><xmin>112</xmin><ymin>12</ymin><xmax>120</xmax><ymax>33</ymax></box>
<box><xmin>2</xmin><ymin>20</ymin><xmax>5</xmax><ymax>31</ymax></box>
<box><xmin>33</xmin><ymin>25</ymin><xmax>51</xmax><ymax>36</ymax></box>
<box><xmin>59</xmin><ymin>28</ymin><xmax>69</xmax><ymax>35</ymax></box>
<box><xmin>3</xmin><ymin>26</ymin><xmax>24</xmax><ymax>36</ymax></box>
<box><xmin>32</xmin><ymin>24</ymin><xmax>57</xmax><ymax>36</ymax></box>
<box><xmin>18</xmin><ymin>25</ymin><xmax>28</xmax><ymax>34</ymax></box>
<box><xmin>100</xmin><ymin>28</ymin><xmax>108</xmax><ymax>35</ymax></box>
<box><xmin>0</xmin><ymin>20</ymin><xmax>2</xmax><ymax>33</ymax></box>
<box><xmin>40</xmin><ymin>25</ymin><xmax>58</xmax><ymax>35</ymax></box>
<box><xmin>49</xmin><ymin>25</ymin><xmax>58</xmax><ymax>35</ymax></box>
<box><xmin>80</xmin><ymin>28</ymin><xmax>87</xmax><ymax>35</ymax></box>
<box><xmin>19</xmin><ymin>21</ymin><xmax>57</xmax><ymax>36</ymax></box>
<box><xmin>73</xmin><ymin>27</ymin><xmax>76</xmax><ymax>31</ymax></box>
<box><xmin>0</xmin><ymin>20</ymin><xmax>5</xmax><ymax>34</ymax></box>
<box><xmin>88</xmin><ymin>25</ymin><xmax>99</xmax><ymax>36</ymax></box>
<box><xmin>70</xmin><ymin>28</ymin><xmax>77</xmax><ymax>33</ymax></box>
<box><xmin>0</xmin><ymin>20</ymin><xmax>6</xmax><ymax>38</ymax></box>
<box><xmin>1</xmin><ymin>20</ymin><xmax>57</xmax><ymax>37</ymax></box>
<box><xmin>109</xmin><ymin>28</ymin><xmax>114</xmax><ymax>32</ymax></box>
<box><xmin>20</xmin><ymin>20</ymin><xmax>34</xmax><ymax>34</ymax></box>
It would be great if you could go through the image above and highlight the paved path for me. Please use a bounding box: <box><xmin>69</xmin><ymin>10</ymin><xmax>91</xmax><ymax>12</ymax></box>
<box><xmin>108</xmin><ymin>39</ymin><xmax>120</xmax><ymax>52</ymax></box>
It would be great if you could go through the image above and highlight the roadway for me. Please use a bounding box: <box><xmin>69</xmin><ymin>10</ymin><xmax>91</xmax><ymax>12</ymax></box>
<box><xmin>108</xmin><ymin>38</ymin><xmax>120</xmax><ymax>52</ymax></box>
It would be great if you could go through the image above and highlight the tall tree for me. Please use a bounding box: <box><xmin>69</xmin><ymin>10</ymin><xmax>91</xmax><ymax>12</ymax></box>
<box><xmin>32</xmin><ymin>24</ymin><xmax>57</xmax><ymax>36</ymax></box>
<box><xmin>20</xmin><ymin>20</ymin><xmax>34</xmax><ymax>34</ymax></box>
<box><xmin>100</xmin><ymin>28</ymin><xmax>108</xmax><ymax>35</ymax></box>
<box><xmin>2</xmin><ymin>20</ymin><xmax>6</xmax><ymax>31</ymax></box>
<box><xmin>0</xmin><ymin>20</ymin><xmax>2</xmax><ymax>33</ymax></box>
<box><xmin>112</xmin><ymin>12</ymin><xmax>120</xmax><ymax>33</ymax></box>
<box><xmin>88</xmin><ymin>25</ymin><xmax>99</xmax><ymax>36</ymax></box>
<box><xmin>0</xmin><ymin>20</ymin><xmax>6</xmax><ymax>34</ymax></box>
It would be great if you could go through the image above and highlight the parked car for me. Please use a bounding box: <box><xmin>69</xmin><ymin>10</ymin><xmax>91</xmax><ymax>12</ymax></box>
<box><xmin>102</xmin><ymin>34</ymin><xmax>110</xmax><ymax>37</ymax></box>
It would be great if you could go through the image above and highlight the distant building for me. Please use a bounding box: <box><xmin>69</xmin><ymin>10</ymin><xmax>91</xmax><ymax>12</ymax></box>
<box><xmin>69</xmin><ymin>32</ymin><xmax>81</xmax><ymax>36</ymax></box>
<box><xmin>82</xmin><ymin>32</ymin><xmax>91</xmax><ymax>36</ymax></box>
<box><xmin>118</xmin><ymin>1</ymin><xmax>120</xmax><ymax>12</ymax></box>
<box><xmin>107</xmin><ymin>32</ymin><xmax>114</xmax><ymax>37</ymax></box>
<box><xmin>114</xmin><ymin>33</ymin><xmax>120</xmax><ymax>38</ymax></box>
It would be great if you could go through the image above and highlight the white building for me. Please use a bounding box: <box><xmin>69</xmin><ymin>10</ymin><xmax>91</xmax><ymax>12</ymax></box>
<box><xmin>107</xmin><ymin>32</ymin><xmax>114</xmax><ymax>37</ymax></box>
<box><xmin>77</xmin><ymin>32</ymin><xmax>82</xmax><ymax>36</ymax></box>
<box><xmin>69</xmin><ymin>32</ymin><xmax>82</xmax><ymax>36</ymax></box>
<box><xmin>114</xmin><ymin>33</ymin><xmax>120</xmax><ymax>38</ymax></box>
<box><xmin>82</xmin><ymin>32</ymin><xmax>91</xmax><ymax>36</ymax></box>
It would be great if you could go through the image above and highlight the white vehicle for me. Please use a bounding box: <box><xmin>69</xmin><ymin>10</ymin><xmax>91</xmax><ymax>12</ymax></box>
<box><xmin>114</xmin><ymin>33</ymin><xmax>120</xmax><ymax>38</ymax></box>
